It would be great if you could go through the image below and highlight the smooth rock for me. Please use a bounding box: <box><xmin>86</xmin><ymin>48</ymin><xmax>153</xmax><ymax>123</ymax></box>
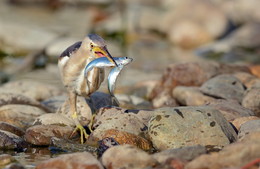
<box><xmin>36</xmin><ymin>152</ymin><xmax>103</xmax><ymax>169</ymax></box>
<box><xmin>173</xmin><ymin>86</ymin><xmax>216</xmax><ymax>106</ymax></box>
<box><xmin>0</xmin><ymin>122</ymin><xmax>25</xmax><ymax>137</ymax></box>
<box><xmin>93</xmin><ymin>107</ymin><xmax>149</xmax><ymax>132</ymax></box>
<box><xmin>41</xmin><ymin>95</ymin><xmax>66</xmax><ymax>113</ymax></box>
<box><xmin>88</xmin><ymin>129</ymin><xmax>152</xmax><ymax>151</ymax></box>
<box><xmin>0</xmin><ymin>104</ymin><xmax>47</xmax><ymax>129</ymax></box>
<box><xmin>233</xmin><ymin>72</ymin><xmax>260</xmax><ymax>89</ymax></box>
<box><xmin>0</xmin><ymin>80</ymin><xmax>64</xmax><ymax>101</ymax></box>
<box><xmin>34</xmin><ymin>113</ymin><xmax>75</xmax><ymax>127</ymax></box>
<box><xmin>238</xmin><ymin>120</ymin><xmax>260</xmax><ymax>140</ymax></box>
<box><xmin>148</xmin><ymin>106</ymin><xmax>237</xmax><ymax>150</ymax></box>
<box><xmin>0</xmin><ymin>92</ymin><xmax>50</xmax><ymax>113</ymax></box>
<box><xmin>0</xmin><ymin>154</ymin><xmax>14</xmax><ymax>166</ymax></box>
<box><xmin>0</xmin><ymin>130</ymin><xmax>27</xmax><ymax>150</ymax></box>
<box><xmin>152</xmin><ymin>91</ymin><xmax>179</xmax><ymax>108</ymax></box>
<box><xmin>185</xmin><ymin>132</ymin><xmax>260</xmax><ymax>169</ymax></box>
<box><xmin>97</xmin><ymin>137</ymin><xmax>119</xmax><ymax>158</ymax></box>
<box><xmin>242</xmin><ymin>88</ymin><xmax>260</xmax><ymax>116</ymax></box>
<box><xmin>231</xmin><ymin>116</ymin><xmax>260</xmax><ymax>130</ymax></box>
<box><xmin>152</xmin><ymin>145</ymin><xmax>207</xmax><ymax>163</ymax></box>
<box><xmin>207</xmin><ymin>99</ymin><xmax>255</xmax><ymax>121</ymax></box>
<box><xmin>250</xmin><ymin>65</ymin><xmax>260</xmax><ymax>79</ymax></box>
<box><xmin>131</xmin><ymin>80</ymin><xmax>158</xmax><ymax>99</ymax></box>
<box><xmin>25</xmin><ymin>125</ymin><xmax>77</xmax><ymax>146</ymax></box>
<box><xmin>3</xmin><ymin>163</ymin><xmax>25</xmax><ymax>169</ymax></box>
<box><xmin>200</xmin><ymin>74</ymin><xmax>245</xmax><ymax>103</ymax></box>
<box><xmin>101</xmin><ymin>144</ymin><xmax>156</xmax><ymax>169</ymax></box>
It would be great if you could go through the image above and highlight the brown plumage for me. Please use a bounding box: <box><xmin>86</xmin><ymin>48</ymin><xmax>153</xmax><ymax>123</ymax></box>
<box><xmin>58</xmin><ymin>34</ymin><xmax>117</xmax><ymax>143</ymax></box>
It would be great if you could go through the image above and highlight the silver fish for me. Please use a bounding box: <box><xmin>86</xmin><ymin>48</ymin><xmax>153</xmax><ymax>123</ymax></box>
<box><xmin>84</xmin><ymin>57</ymin><xmax>132</xmax><ymax>77</ymax></box>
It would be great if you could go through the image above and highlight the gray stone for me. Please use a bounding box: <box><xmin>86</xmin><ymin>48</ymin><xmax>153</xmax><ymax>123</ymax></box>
<box><xmin>200</xmin><ymin>74</ymin><xmax>245</xmax><ymax>103</ymax></box>
<box><xmin>242</xmin><ymin>88</ymin><xmax>260</xmax><ymax>116</ymax></box>
<box><xmin>148</xmin><ymin>106</ymin><xmax>237</xmax><ymax>150</ymax></box>
<box><xmin>115</xmin><ymin>94</ymin><xmax>153</xmax><ymax>109</ymax></box>
<box><xmin>238</xmin><ymin>120</ymin><xmax>260</xmax><ymax>140</ymax></box>
<box><xmin>101</xmin><ymin>144</ymin><xmax>156</xmax><ymax>169</ymax></box>
<box><xmin>0</xmin><ymin>130</ymin><xmax>28</xmax><ymax>150</ymax></box>
<box><xmin>41</xmin><ymin>95</ymin><xmax>67</xmax><ymax>113</ymax></box>
<box><xmin>173</xmin><ymin>86</ymin><xmax>216</xmax><ymax>106</ymax></box>
<box><xmin>0</xmin><ymin>104</ymin><xmax>47</xmax><ymax>129</ymax></box>
<box><xmin>207</xmin><ymin>99</ymin><xmax>255</xmax><ymax>121</ymax></box>
<box><xmin>152</xmin><ymin>145</ymin><xmax>207</xmax><ymax>163</ymax></box>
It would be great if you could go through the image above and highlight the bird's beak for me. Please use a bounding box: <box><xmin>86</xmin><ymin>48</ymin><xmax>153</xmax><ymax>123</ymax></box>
<box><xmin>92</xmin><ymin>46</ymin><xmax>118</xmax><ymax>67</ymax></box>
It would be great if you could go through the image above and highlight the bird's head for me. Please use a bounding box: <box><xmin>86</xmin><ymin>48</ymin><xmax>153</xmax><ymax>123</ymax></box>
<box><xmin>85</xmin><ymin>34</ymin><xmax>118</xmax><ymax>67</ymax></box>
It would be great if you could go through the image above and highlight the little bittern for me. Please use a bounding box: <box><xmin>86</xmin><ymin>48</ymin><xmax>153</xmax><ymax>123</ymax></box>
<box><xmin>58</xmin><ymin>34</ymin><xmax>117</xmax><ymax>143</ymax></box>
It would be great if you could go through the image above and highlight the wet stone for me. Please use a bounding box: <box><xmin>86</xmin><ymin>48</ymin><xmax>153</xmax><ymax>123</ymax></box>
<box><xmin>242</xmin><ymin>88</ymin><xmax>260</xmax><ymax>117</ymax></box>
<box><xmin>200</xmin><ymin>74</ymin><xmax>245</xmax><ymax>103</ymax></box>
<box><xmin>101</xmin><ymin>144</ymin><xmax>156</xmax><ymax>169</ymax></box>
<box><xmin>148</xmin><ymin>106</ymin><xmax>237</xmax><ymax>150</ymax></box>
<box><xmin>24</xmin><ymin>125</ymin><xmax>78</xmax><ymax>146</ymax></box>
<box><xmin>0</xmin><ymin>122</ymin><xmax>25</xmax><ymax>137</ymax></box>
<box><xmin>0</xmin><ymin>130</ymin><xmax>28</xmax><ymax>150</ymax></box>
<box><xmin>36</xmin><ymin>152</ymin><xmax>103</xmax><ymax>169</ymax></box>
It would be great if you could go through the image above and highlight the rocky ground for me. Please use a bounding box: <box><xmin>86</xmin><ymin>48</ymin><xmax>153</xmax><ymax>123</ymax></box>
<box><xmin>0</xmin><ymin>62</ymin><xmax>260</xmax><ymax>169</ymax></box>
<box><xmin>0</xmin><ymin>0</ymin><xmax>260</xmax><ymax>169</ymax></box>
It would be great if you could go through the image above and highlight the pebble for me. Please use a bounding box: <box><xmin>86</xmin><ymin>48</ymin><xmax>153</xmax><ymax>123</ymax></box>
<box><xmin>173</xmin><ymin>86</ymin><xmax>216</xmax><ymax>106</ymax></box>
<box><xmin>233</xmin><ymin>72</ymin><xmax>260</xmax><ymax>89</ymax></box>
<box><xmin>0</xmin><ymin>104</ymin><xmax>47</xmax><ymax>129</ymax></box>
<box><xmin>0</xmin><ymin>122</ymin><xmax>25</xmax><ymax>137</ymax></box>
<box><xmin>24</xmin><ymin>125</ymin><xmax>77</xmax><ymax>146</ymax></box>
<box><xmin>0</xmin><ymin>130</ymin><xmax>28</xmax><ymax>150</ymax></box>
<box><xmin>207</xmin><ymin>99</ymin><xmax>255</xmax><ymax>121</ymax></box>
<box><xmin>200</xmin><ymin>74</ymin><xmax>245</xmax><ymax>103</ymax></box>
<box><xmin>0</xmin><ymin>80</ymin><xmax>64</xmax><ymax>101</ymax></box>
<box><xmin>41</xmin><ymin>95</ymin><xmax>66</xmax><ymax>113</ymax></box>
<box><xmin>36</xmin><ymin>152</ymin><xmax>103</xmax><ymax>169</ymax></box>
<box><xmin>148</xmin><ymin>106</ymin><xmax>237</xmax><ymax>150</ymax></box>
<box><xmin>242</xmin><ymin>88</ymin><xmax>260</xmax><ymax>116</ymax></box>
<box><xmin>101</xmin><ymin>144</ymin><xmax>156</xmax><ymax>169</ymax></box>
<box><xmin>238</xmin><ymin>120</ymin><xmax>260</xmax><ymax>140</ymax></box>
<box><xmin>115</xmin><ymin>94</ymin><xmax>153</xmax><ymax>109</ymax></box>
<box><xmin>185</xmin><ymin>132</ymin><xmax>260</xmax><ymax>169</ymax></box>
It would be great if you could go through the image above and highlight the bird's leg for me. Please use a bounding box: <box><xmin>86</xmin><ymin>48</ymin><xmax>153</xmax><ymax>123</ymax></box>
<box><xmin>69</xmin><ymin>91</ymin><xmax>88</xmax><ymax>144</ymax></box>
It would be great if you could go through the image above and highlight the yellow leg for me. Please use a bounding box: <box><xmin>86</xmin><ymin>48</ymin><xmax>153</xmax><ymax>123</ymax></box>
<box><xmin>69</xmin><ymin>92</ymin><xmax>88</xmax><ymax>144</ymax></box>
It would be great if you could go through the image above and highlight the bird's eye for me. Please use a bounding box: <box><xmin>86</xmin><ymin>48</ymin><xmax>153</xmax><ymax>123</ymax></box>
<box><xmin>90</xmin><ymin>44</ymin><xmax>94</xmax><ymax>48</ymax></box>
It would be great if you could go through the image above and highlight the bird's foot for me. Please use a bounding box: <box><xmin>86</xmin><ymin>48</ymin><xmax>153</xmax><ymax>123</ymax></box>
<box><xmin>70</xmin><ymin>124</ymin><xmax>88</xmax><ymax>144</ymax></box>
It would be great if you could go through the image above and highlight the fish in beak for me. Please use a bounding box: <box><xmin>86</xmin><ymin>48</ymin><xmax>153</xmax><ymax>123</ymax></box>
<box><xmin>92</xmin><ymin>46</ymin><xmax>118</xmax><ymax>67</ymax></box>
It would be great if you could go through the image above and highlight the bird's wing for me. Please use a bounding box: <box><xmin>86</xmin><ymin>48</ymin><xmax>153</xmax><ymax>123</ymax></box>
<box><xmin>59</xmin><ymin>41</ymin><xmax>82</xmax><ymax>58</ymax></box>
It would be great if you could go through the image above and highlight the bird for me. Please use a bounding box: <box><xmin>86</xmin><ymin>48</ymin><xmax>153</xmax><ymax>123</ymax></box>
<box><xmin>58</xmin><ymin>34</ymin><xmax>118</xmax><ymax>144</ymax></box>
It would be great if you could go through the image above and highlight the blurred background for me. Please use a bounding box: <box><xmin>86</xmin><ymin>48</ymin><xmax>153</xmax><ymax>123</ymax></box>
<box><xmin>0</xmin><ymin>0</ymin><xmax>259</xmax><ymax>88</ymax></box>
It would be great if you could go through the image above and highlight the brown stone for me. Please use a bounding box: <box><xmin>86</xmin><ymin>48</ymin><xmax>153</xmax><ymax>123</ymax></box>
<box><xmin>36</xmin><ymin>152</ymin><xmax>103</xmax><ymax>169</ymax></box>
<box><xmin>250</xmin><ymin>65</ymin><xmax>260</xmax><ymax>78</ymax></box>
<box><xmin>242</xmin><ymin>88</ymin><xmax>260</xmax><ymax>116</ymax></box>
<box><xmin>100</xmin><ymin>129</ymin><xmax>152</xmax><ymax>151</ymax></box>
<box><xmin>0</xmin><ymin>122</ymin><xmax>25</xmax><ymax>137</ymax></box>
<box><xmin>231</xmin><ymin>116</ymin><xmax>259</xmax><ymax>130</ymax></box>
<box><xmin>25</xmin><ymin>125</ymin><xmax>77</xmax><ymax>146</ymax></box>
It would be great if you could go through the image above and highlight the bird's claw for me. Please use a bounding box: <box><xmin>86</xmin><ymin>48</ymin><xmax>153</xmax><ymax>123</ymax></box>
<box><xmin>70</xmin><ymin>124</ymin><xmax>88</xmax><ymax>144</ymax></box>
